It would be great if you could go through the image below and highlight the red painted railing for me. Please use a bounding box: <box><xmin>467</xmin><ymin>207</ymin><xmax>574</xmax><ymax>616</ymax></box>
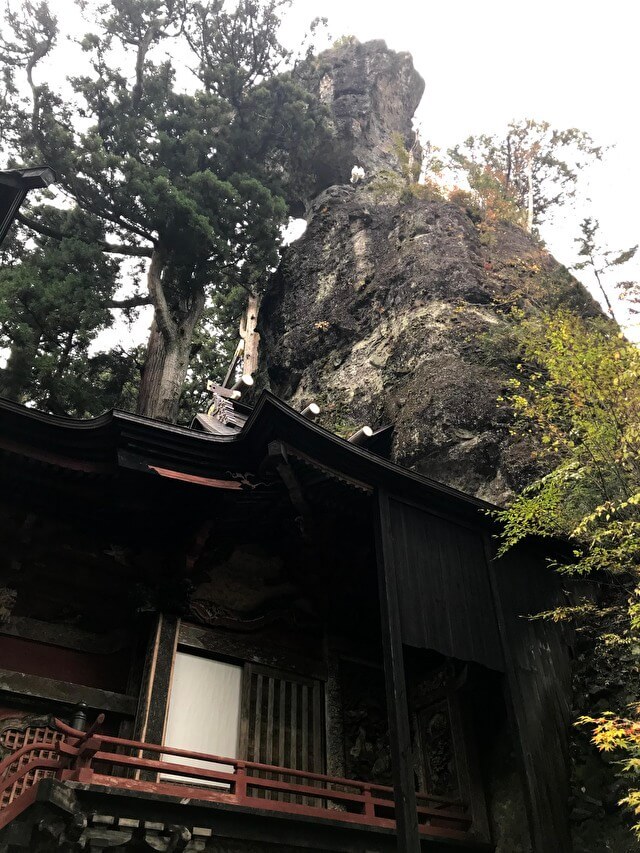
<box><xmin>0</xmin><ymin>717</ymin><xmax>471</xmax><ymax>841</ymax></box>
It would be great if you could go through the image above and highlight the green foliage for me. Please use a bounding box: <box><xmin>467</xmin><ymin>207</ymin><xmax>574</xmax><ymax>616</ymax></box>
<box><xmin>369</xmin><ymin>135</ymin><xmax>444</xmax><ymax>204</ymax></box>
<box><xmin>0</xmin><ymin>205</ymin><xmax>137</xmax><ymax>415</ymax></box>
<box><xmin>332</xmin><ymin>35</ymin><xmax>358</xmax><ymax>48</ymax></box>
<box><xmin>0</xmin><ymin>0</ymin><xmax>329</xmax><ymax>420</ymax></box>
<box><xmin>447</xmin><ymin>187</ymin><xmax>483</xmax><ymax>223</ymax></box>
<box><xmin>450</xmin><ymin>119</ymin><xmax>603</xmax><ymax>231</ymax></box>
<box><xmin>494</xmin><ymin>309</ymin><xmax>640</xmax><ymax>835</ymax></box>
<box><xmin>573</xmin><ymin>217</ymin><xmax>638</xmax><ymax>323</ymax></box>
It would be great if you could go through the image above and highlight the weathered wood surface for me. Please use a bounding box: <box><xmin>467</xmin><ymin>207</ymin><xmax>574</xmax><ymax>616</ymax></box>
<box><xmin>386</xmin><ymin>496</ymin><xmax>504</xmax><ymax>671</ymax></box>
<box><xmin>380</xmin><ymin>493</ymin><xmax>572</xmax><ymax>852</ymax></box>
<box><xmin>488</xmin><ymin>541</ymin><xmax>572</xmax><ymax>852</ymax></box>
<box><xmin>135</xmin><ymin>615</ymin><xmax>179</xmax><ymax>748</ymax></box>
<box><xmin>178</xmin><ymin>621</ymin><xmax>327</xmax><ymax>681</ymax></box>
<box><xmin>0</xmin><ymin>618</ymin><xmax>130</xmax><ymax>654</ymax></box>
<box><xmin>0</xmin><ymin>669</ymin><xmax>136</xmax><ymax>716</ymax></box>
<box><xmin>376</xmin><ymin>490</ymin><xmax>421</xmax><ymax>853</ymax></box>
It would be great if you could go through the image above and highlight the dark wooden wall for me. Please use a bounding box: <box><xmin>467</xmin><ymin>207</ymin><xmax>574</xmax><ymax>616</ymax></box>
<box><xmin>380</xmin><ymin>493</ymin><xmax>573</xmax><ymax>852</ymax></box>
<box><xmin>490</xmin><ymin>543</ymin><xmax>573</xmax><ymax>853</ymax></box>
<box><xmin>386</xmin><ymin>496</ymin><xmax>504</xmax><ymax>671</ymax></box>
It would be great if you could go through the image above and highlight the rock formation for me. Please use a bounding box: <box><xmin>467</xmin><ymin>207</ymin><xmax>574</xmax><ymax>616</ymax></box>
<box><xmin>260</xmin><ymin>179</ymin><xmax>600</xmax><ymax>505</ymax></box>
<box><xmin>288</xmin><ymin>38</ymin><xmax>424</xmax><ymax>211</ymax></box>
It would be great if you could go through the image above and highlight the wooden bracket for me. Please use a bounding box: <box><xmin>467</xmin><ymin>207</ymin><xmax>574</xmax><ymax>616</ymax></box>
<box><xmin>267</xmin><ymin>441</ymin><xmax>311</xmax><ymax>519</ymax></box>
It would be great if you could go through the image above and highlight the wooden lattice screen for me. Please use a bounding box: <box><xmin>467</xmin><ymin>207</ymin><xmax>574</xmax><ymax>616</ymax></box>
<box><xmin>0</xmin><ymin>718</ymin><xmax>62</xmax><ymax>809</ymax></box>
<box><xmin>240</xmin><ymin>664</ymin><xmax>324</xmax><ymax>803</ymax></box>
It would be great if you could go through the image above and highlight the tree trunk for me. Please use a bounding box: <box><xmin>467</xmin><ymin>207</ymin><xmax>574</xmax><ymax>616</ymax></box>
<box><xmin>136</xmin><ymin>248</ymin><xmax>205</xmax><ymax>422</ymax></box>
<box><xmin>136</xmin><ymin>319</ymin><xmax>194</xmax><ymax>421</ymax></box>
<box><xmin>526</xmin><ymin>154</ymin><xmax>534</xmax><ymax>233</ymax></box>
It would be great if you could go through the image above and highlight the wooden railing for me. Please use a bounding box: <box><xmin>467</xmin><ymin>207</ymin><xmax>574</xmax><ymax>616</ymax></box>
<box><xmin>0</xmin><ymin>717</ymin><xmax>471</xmax><ymax>841</ymax></box>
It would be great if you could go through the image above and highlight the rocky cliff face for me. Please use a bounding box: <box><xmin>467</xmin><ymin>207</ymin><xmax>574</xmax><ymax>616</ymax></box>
<box><xmin>289</xmin><ymin>38</ymin><xmax>424</xmax><ymax>211</ymax></box>
<box><xmin>260</xmin><ymin>181</ymin><xmax>599</xmax><ymax>504</ymax></box>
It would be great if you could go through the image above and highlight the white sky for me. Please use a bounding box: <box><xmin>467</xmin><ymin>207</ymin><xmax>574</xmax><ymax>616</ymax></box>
<box><xmin>283</xmin><ymin>0</ymin><xmax>640</xmax><ymax>332</ymax></box>
<box><xmin>30</xmin><ymin>0</ymin><xmax>640</xmax><ymax>344</ymax></box>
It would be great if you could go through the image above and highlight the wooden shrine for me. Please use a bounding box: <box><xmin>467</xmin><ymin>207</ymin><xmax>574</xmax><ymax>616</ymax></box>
<box><xmin>0</xmin><ymin>392</ymin><xmax>573</xmax><ymax>852</ymax></box>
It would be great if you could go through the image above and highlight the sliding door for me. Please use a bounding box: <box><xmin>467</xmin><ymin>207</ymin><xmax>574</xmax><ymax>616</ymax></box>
<box><xmin>162</xmin><ymin>652</ymin><xmax>242</xmax><ymax>786</ymax></box>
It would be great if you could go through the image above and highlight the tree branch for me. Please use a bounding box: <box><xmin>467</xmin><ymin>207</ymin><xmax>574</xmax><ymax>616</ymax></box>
<box><xmin>147</xmin><ymin>246</ymin><xmax>176</xmax><ymax>344</ymax></box>
<box><xmin>105</xmin><ymin>295</ymin><xmax>153</xmax><ymax>309</ymax></box>
<box><xmin>16</xmin><ymin>213</ymin><xmax>153</xmax><ymax>257</ymax></box>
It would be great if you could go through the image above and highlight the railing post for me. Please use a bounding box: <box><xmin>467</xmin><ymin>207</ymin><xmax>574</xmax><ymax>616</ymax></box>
<box><xmin>235</xmin><ymin>762</ymin><xmax>247</xmax><ymax>805</ymax></box>
<box><xmin>65</xmin><ymin>714</ymin><xmax>105</xmax><ymax>783</ymax></box>
<box><xmin>71</xmin><ymin>702</ymin><xmax>88</xmax><ymax>732</ymax></box>
<box><xmin>70</xmin><ymin>735</ymin><xmax>101</xmax><ymax>783</ymax></box>
<box><xmin>363</xmin><ymin>784</ymin><xmax>375</xmax><ymax>820</ymax></box>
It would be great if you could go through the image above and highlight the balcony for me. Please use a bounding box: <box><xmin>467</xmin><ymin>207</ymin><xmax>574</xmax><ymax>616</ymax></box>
<box><xmin>0</xmin><ymin>717</ymin><xmax>476</xmax><ymax>848</ymax></box>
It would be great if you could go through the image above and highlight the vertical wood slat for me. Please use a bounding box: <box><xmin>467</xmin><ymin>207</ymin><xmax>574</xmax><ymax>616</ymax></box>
<box><xmin>291</xmin><ymin>680</ymin><xmax>298</xmax><ymax>804</ymax></box>
<box><xmin>301</xmin><ymin>684</ymin><xmax>309</xmax><ymax>772</ymax></box>
<box><xmin>312</xmin><ymin>680</ymin><xmax>323</xmax><ymax>782</ymax></box>
<box><xmin>266</xmin><ymin>678</ymin><xmax>275</xmax><ymax>766</ymax></box>
<box><xmin>278</xmin><ymin>679</ymin><xmax>286</xmax><ymax>802</ymax></box>
<box><xmin>241</xmin><ymin>663</ymin><xmax>324</xmax><ymax>805</ymax></box>
<box><xmin>254</xmin><ymin>673</ymin><xmax>263</xmax><ymax>798</ymax></box>
<box><xmin>301</xmin><ymin>683</ymin><xmax>309</xmax><ymax>806</ymax></box>
<box><xmin>291</xmin><ymin>681</ymin><xmax>298</xmax><ymax>766</ymax></box>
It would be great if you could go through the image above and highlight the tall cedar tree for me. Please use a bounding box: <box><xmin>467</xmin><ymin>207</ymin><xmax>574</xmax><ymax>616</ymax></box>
<box><xmin>0</xmin><ymin>0</ymin><xmax>328</xmax><ymax>421</ymax></box>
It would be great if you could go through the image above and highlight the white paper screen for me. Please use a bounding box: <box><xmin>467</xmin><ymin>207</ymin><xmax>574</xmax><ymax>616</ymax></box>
<box><xmin>162</xmin><ymin>652</ymin><xmax>242</xmax><ymax>786</ymax></box>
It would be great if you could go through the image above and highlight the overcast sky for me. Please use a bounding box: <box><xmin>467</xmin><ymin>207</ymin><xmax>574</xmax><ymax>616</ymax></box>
<box><xmin>284</xmin><ymin>0</ymin><xmax>640</xmax><ymax>328</ymax></box>
<box><xmin>41</xmin><ymin>0</ymin><xmax>640</xmax><ymax>342</ymax></box>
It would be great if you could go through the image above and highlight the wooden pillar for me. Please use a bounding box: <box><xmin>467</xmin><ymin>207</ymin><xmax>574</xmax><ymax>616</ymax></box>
<box><xmin>323</xmin><ymin>640</ymin><xmax>346</xmax><ymax>781</ymax></box>
<box><xmin>133</xmin><ymin>614</ymin><xmax>179</xmax><ymax>780</ymax></box>
<box><xmin>374</xmin><ymin>489</ymin><xmax>421</xmax><ymax>853</ymax></box>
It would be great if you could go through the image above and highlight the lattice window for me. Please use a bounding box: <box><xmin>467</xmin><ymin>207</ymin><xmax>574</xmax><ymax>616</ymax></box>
<box><xmin>0</xmin><ymin>718</ymin><xmax>62</xmax><ymax>808</ymax></box>
<box><xmin>240</xmin><ymin>664</ymin><xmax>324</xmax><ymax>804</ymax></box>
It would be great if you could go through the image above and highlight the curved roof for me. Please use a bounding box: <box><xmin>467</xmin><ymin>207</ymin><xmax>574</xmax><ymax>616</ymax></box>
<box><xmin>0</xmin><ymin>392</ymin><xmax>498</xmax><ymax>527</ymax></box>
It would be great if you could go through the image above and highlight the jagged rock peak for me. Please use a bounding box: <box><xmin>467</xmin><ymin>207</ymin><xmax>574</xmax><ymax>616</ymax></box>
<box><xmin>292</xmin><ymin>38</ymin><xmax>425</xmax><ymax>204</ymax></box>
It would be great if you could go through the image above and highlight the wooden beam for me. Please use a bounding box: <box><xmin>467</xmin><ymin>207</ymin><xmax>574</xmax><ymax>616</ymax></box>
<box><xmin>0</xmin><ymin>668</ymin><xmax>136</xmax><ymax>716</ymax></box>
<box><xmin>134</xmin><ymin>614</ymin><xmax>179</xmax><ymax>782</ymax></box>
<box><xmin>0</xmin><ymin>617</ymin><xmax>130</xmax><ymax>654</ymax></box>
<box><xmin>179</xmin><ymin>622</ymin><xmax>327</xmax><ymax>681</ymax></box>
<box><xmin>374</xmin><ymin>489</ymin><xmax>421</xmax><ymax>853</ymax></box>
<box><xmin>268</xmin><ymin>441</ymin><xmax>311</xmax><ymax>518</ymax></box>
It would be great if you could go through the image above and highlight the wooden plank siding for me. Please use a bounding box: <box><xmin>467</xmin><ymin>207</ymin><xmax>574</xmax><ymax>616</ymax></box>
<box><xmin>386</xmin><ymin>496</ymin><xmax>504</xmax><ymax>671</ymax></box>
<box><xmin>488</xmin><ymin>540</ymin><xmax>572</xmax><ymax>852</ymax></box>
<box><xmin>381</xmin><ymin>494</ymin><xmax>572</xmax><ymax>852</ymax></box>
